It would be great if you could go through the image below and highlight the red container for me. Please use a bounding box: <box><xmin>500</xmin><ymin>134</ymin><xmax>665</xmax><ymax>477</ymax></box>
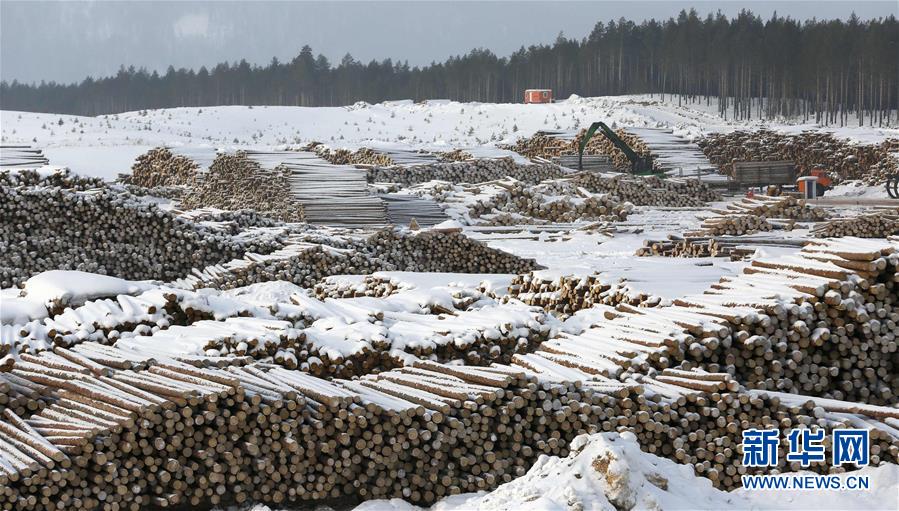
<box><xmin>524</xmin><ymin>89</ymin><xmax>552</xmax><ymax>103</ymax></box>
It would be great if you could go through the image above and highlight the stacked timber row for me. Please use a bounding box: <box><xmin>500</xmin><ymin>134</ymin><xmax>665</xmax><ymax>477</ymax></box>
<box><xmin>0</xmin><ymin>356</ymin><xmax>619</xmax><ymax>509</ymax></box>
<box><xmin>500</xmin><ymin>272</ymin><xmax>661</xmax><ymax>316</ymax></box>
<box><xmin>507</xmin><ymin>128</ymin><xmax>655</xmax><ymax>173</ymax></box>
<box><xmin>694</xmin><ymin>214</ymin><xmax>776</xmax><ymax>236</ymax></box>
<box><xmin>435</xmin><ymin>149</ymin><xmax>474</xmax><ymax>162</ymax></box>
<box><xmin>684</xmin><ymin>195</ymin><xmax>830</xmax><ymax>237</ymax></box>
<box><xmin>0</xmin><ymin>353</ymin><xmax>894</xmax><ymax>510</ymax></box>
<box><xmin>713</xmin><ymin>195</ymin><xmax>829</xmax><ymax>221</ymax></box>
<box><xmin>635</xmin><ymin>236</ymin><xmax>805</xmax><ymax>259</ymax></box>
<box><xmin>309</xmin><ymin>144</ymin><xmax>394</xmax><ymax>166</ymax></box>
<box><xmin>124</xmin><ymin>147</ymin><xmax>199</xmax><ymax>188</ymax></box>
<box><xmin>314</xmin><ymin>274</ymin><xmax>411</xmax><ymax>299</ymax></box>
<box><xmin>535</xmin><ymin>237</ymin><xmax>899</xmax><ymax>406</ymax></box>
<box><xmin>0</xmin><ymin>145</ymin><xmax>50</xmax><ymax>170</ymax></box>
<box><xmin>0</xmin><ymin>170</ymin><xmax>281</xmax><ymax>288</ymax></box>
<box><xmin>812</xmin><ymin>210</ymin><xmax>899</xmax><ymax>238</ymax></box>
<box><xmin>180</xmin><ymin>152</ymin><xmax>305</xmax><ymax>222</ymax></box>
<box><xmin>571</xmin><ymin>172</ymin><xmax>720</xmax><ymax>207</ymax></box>
<box><xmin>169</xmin><ymin>229</ymin><xmax>540</xmax><ymax>291</ymax></box>
<box><xmin>0</xmin><ymin>286</ymin><xmax>274</xmax><ymax>360</ymax></box>
<box><xmin>367</xmin><ymin>157</ymin><xmax>567</xmax><ymax>186</ymax></box>
<box><xmin>698</xmin><ymin>130</ymin><xmax>899</xmax><ymax>185</ymax></box>
<box><xmin>465</xmin><ymin>179</ymin><xmax>631</xmax><ymax>225</ymax></box>
<box><xmin>1</xmin><ymin>278</ymin><xmax>549</xmax><ymax>379</ymax></box>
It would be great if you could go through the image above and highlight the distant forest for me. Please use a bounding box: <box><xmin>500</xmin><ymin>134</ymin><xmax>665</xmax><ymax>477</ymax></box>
<box><xmin>2</xmin><ymin>10</ymin><xmax>897</xmax><ymax>125</ymax></box>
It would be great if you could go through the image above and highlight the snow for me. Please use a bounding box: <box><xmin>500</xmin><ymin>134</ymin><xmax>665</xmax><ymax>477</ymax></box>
<box><xmin>0</xmin><ymin>295</ymin><xmax>48</xmax><ymax>325</ymax></box>
<box><xmin>3</xmin><ymin>95</ymin><xmax>895</xmax><ymax>180</ymax></box>
<box><xmin>22</xmin><ymin>270</ymin><xmax>155</xmax><ymax>308</ymax></box>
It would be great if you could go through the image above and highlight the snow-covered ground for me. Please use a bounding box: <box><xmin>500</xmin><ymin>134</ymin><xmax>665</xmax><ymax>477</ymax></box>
<box><xmin>2</xmin><ymin>95</ymin><xmax>896</xmax><ymax>180</ymax></box>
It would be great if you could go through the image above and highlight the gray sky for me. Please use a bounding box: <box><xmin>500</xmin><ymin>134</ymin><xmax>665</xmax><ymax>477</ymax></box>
<box><xmin>2</xmin><ymin>1</ymin><xmax>896</xmax><ymax>84</ymax></box>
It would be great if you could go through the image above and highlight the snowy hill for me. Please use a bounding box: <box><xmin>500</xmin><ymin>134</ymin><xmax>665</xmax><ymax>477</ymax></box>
<box><xmin>3</xmin><ymin>95</ymin><xmax>896</xmax><ymax>180</ymax></box>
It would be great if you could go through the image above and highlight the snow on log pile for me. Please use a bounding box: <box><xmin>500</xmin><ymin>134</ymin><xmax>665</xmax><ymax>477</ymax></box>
<box><xmin>0</xmin><ymin>169</ymin><xmax>281</xmax><ymax>288</ymax></box>
<box><xmin>0</xmin><ymin>352</ymin><xmax>895</xmax><ymax>509</ymax></box>
<box><xmin>714</xmin><ymin>194</ymin><xmax>829</xmax><ymax>221</ymax></box>
<box><xmin>367</xmin><ymin>157</ymin><xmax>567</xmax><ymax>186</ymax></box>
<box><xmin>457</xmin><ymin>178</ymin><xmax>631</xmax><ymax>226</ymax></box>
<box><xmin>500</xmin><ymin>272</ymin><xmax>660</xmax><ymax>316</ymax></box>
<box><xmin>693</xmin><ymin>213</ymin><xmax>776</xmax><ymax>236</ymax></box>
<box><xmin>507</xmin><ymin>128</ymin><xmax>654</xmax><ymax>173</ymax></box>
<box><xmin>168</xmin><ymin>229</ymin><xmax>540</xmax><ymax>291</ymax></box>
<box><xmin>571</xmin><ymin>172</ymin><xmax>721</xmax><ymax>207</ymax></box>
<box><xmin>112</xmin><ymin>289</ymin><xmax>551</xmax><ymax>377</ymax></box>
<box><xmin>124</xmin><ymin>147</ymin><xmax>200</xmax><ymax>188</ymax></box>
<box><xmin>180</xmin><ymin>152</ymin><xmax>306</xmax><ymax>222</ymax></box>
<box><xmin>812</xmin><ymin>210</ymin><xmax>899</xmax><ymax>238</ymax></box>
<box><xmin>698</xmin><ymin>130</ymin><xmax>899</xmax><ymax>185</ymax></box>
<box><xmin>529</xmin><ymin>237</ymin><xmax>899</xmax><ymax>406</ymax></box>
<box><xmin>309</xmin><ymin>143</ymin><xmax>394</xmax><ymax>166</ymax></box>
<box><xmin>0</xmin><ymin>357</ymin><xmax>625</xmax><ymax>508</ymax></box>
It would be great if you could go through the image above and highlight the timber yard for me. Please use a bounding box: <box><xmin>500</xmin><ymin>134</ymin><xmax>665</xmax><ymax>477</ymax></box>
<box><xmin>1</xmin><ymin>3</ymin><xmax>898</xmax><ymax>511</ymax></box>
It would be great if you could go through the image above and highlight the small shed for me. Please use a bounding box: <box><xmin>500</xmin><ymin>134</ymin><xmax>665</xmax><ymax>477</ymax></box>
<box><xmin>524</xmin><ymin>89</ymin><xmax>553</xmax><ymax>104</ymax></box>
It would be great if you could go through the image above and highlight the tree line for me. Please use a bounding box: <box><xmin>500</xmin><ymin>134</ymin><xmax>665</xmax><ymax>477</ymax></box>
<box><xmin>2</xmin><ymin>10</ymin><xmax>896</xmax><ymax>126</ymax></box>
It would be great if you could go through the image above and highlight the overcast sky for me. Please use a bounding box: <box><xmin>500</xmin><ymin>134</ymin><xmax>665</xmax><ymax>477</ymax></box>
<box><xmin>2</xmin><ymin>1</ymin><xmax>896</xmax><ymax>84</ymax></box>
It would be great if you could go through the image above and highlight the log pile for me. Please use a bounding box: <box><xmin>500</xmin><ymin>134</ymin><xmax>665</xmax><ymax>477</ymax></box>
<box><xmin>0</xmin><ymin>351</ymin><xmax>894</xmax><ymax>510</ymax></box>
<box><xmin>0</xmin><ymin>173</ymin><xmax>281</xmax><ymax>288</ymax></box>
<box><xmin>716</xmin><ymin>195</ymin><xmax>829</xmax><ymax>221</ymax></box>
<box><xmin>637</xmin><ymin>237</ymin><xmax>720</xmax><ymax>258</ymax></box>
<box><xmin>435</xmin><ymin>149</ymin><xmax>474</xmax><ymax>162</ymax></box>
<box><xmin>0</xmin><ymin>356</ymin><xmax>615</xmax><ymax>509</ymax></box>
<box><xmin>571</xmin><ymin>172</ymin><xmax>720</xmax><ymax>207</ymax></box>
<box><xmin>812</xmin><ymin>211</ymin><xmax>899</xmax><ymax>238</ymax></box>
<box><xmin>313</xmin><ymin>275</ymin><xmax>405</xmax><ymax>300</ymax></box>
<box><xmin>634</xmin><ymin>236</ymin><xmax>804</xmax><ymax>259</ymax></box>
<box><xmin>124</xmin><ymin>147</ymin><xmax>199</xmax><ymax>188</ymax></box>
<box><xmin>466</xmin><ymin>179</ymin><xmax>631</xmax><ymax>226</ymax></box>
<box><xmin>507</xmin><ymin>129</ymin><xmax>655</xmax><ymax>173</ymax></box>
<box><xmin>557</xmin><ymin>237</ymin><xmax>899</xmax><ymax>406</ymax></box>
<box><xmin>698</xmin><ymin>130</ymin><xmax>899</xmax><ymax>185</ymax></box>
<box><xmin>168</xmin><ymin>229</ymin><xmax>541</xmax><ymax>292</ymax></box>
<box><xmin>696</xmin><ymin>214</ymin><xmax>775</xmax><ymax>236</ymax></box>
<box><xmin>499</xmin><ymin>272</ymin><xmax>660</xmax><ymax>316</ymax></box>
<box><xmin>311</xmin><ymin>145</ymin><xmax>394</xmax><ymax>166</ymax></box>
<box><xmin>367</xmin><ymin>157</ymin><xmax>567</xmax><ymax>186</ymax></box>
<box><xmin>180</xmin><ymin>153</ymin><xmax>305</xmax><ymax>222</ymax></box>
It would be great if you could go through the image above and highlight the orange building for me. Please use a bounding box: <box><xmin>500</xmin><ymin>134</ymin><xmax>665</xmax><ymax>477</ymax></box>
<box><xmin>524</xmin><ymin>89</ymin><xmax>552</xmax><ymax>103</ymax></box>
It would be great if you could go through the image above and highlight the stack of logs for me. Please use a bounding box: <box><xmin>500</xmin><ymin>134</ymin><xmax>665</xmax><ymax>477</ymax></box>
<box><xmin>812</xmin><ymin>210</ymin><xmax>899</xmax><ymax>238</ymax></box>
<box><xmin>695</xmin><ymin>214</ymin><xmax>775</xmax><ymax>236</ymax></box>
<box><xmin>168</xmin><ymin>229</ymin><xmax>541</xmax><ymax>292</ymax></box>
<box><xmin>466</xmin><ymin>179</ymin><xmax>631</xmax><ymax>225</ymax></box>
<box><xmin>124</xmin><ymin>147</ymin><xmax>199</xmax><ymax>188</ymax></box>
<box><xmin>310</xmin><ymin>144</ymin><xmax>395</xmax><ymax>166</ymax></box>
<box><xmin>507</xmin><ymin>128</ymin><xmax>655</xmax><ymax>173</ymax></box>
<box><xmin>562</xmin><ymin>238</ymin><xmax>899</xmax><ymax>405</ymax></box>
<box><xmin>499</xmin><ymin>272</ymin><xmax>660</xmax><ymax>316</ymax></box>
<box><xmin>636</xmin><ymin>237</ymin><xmax>728</xmax><ymax>258</ymax></box>
<box><xmin>684</xmin><ymin>195</ymin><xmax>829</xmax><ymax>237</ymax></box>
<box><xmin>715</xmin><ymin>195</ymin><xmax>829</xmax><ymax>222</ymax></box>
<box><xmin>0</xmin><ymin>352</ymin><xmax>894</xmax><ymax>510</ymax></box>
<box><xmin>0</xmin><ymin>170</ymin><xmax>282</xmax><ymax>288</ymax></box>
<box><xmin>571</xmin><ymin>172</ymin><xmax>720</xmax><ymax>207</ymax></box>
<box><xmin>435</xmin><ymin>149</ymin><xmax>474</xmax><ymax>162</ymax></box>
<box><xmin>698</xmin><ymin>130</ymin><xmax>899</xmax><ymax>185</ymax></box>
<box><xmin>180</xmin><ymin>152</ymin><xmax>305</xmax><ymax>222</ymax></box>
<box><xmin>367</xmin><ymin>158</ymin><xmax>567</xmax><ymax>186</ymax></box>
